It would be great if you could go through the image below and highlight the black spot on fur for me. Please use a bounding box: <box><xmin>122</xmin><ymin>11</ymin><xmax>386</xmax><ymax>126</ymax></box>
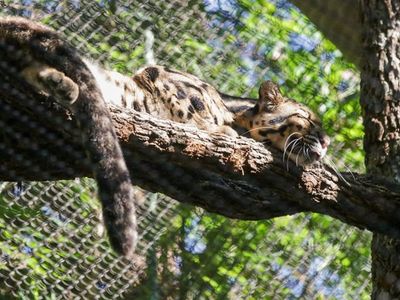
<box><xmin>178</xmin><ymin>110</ymin><xmax>184</xmax><ymax>118</ymax></box>
<box><xmin>249</xmin><ymin>121</ymin><xmax>253</xmax><ymax>128</ymax></box>
<box><xmin>133</xmin><ymin>101</ymin><xmax>141</xmax><ymax>112</ymax></box>
<box><xmin>176</xmin><ymin>88</ymin><xmax>186</xmax><ymax>100</ymax></box>
<box><xmin>190</xmin><ymin>96</ymin><xmax>205</xmax><ymax>111</ymax></box>
<box><xmin>188</xmin><ymin>112</ymin><xmax>193</xmax><ymax>119</ymax></box>
<box><xmin>214</xmin><ymin>116</ymin><xmax>218</xmax><ymax>124</ymax></box>
<box><xmin>269</xmin><ymin>116</ymin><xmax>284</xmax><ymax>125</ymax></box>
<box><xmin>124</xmin><ymin>84</ymin><xmax>132</xmax><ymax>93</ymax></box>
<box><xmin>121</xmin><ymin>96</ymin><xmax>127</xmax><ymax>107</ymax></box>
<box><xmin>169</xmin><ymin>108</ymin><xmax>174</xmax><ymax>116</ymax></box>
<box><xmin>188</xmin><ymin>105</ymin><xmax>195</xmax><ymax>114</ymax></box>
<box><xmin>296</xmin><ymin>125</ymin><xmax>303</xmax><ymax>130</ymax></box>
<box><xmin>201</xmin><ymin>83</ymin><xmax>209</xmax><ymax>89</ymax></box>
<box><xmin>229</xmin><ymin>105</ymin><xmax>251</xmax><ymax>114</ymax></box>
<box><xmin>278</xmin><ymin>125</ymin><xmax>288</xmax><ymax>136</ymax></box>
<box><xmin>229</xmin><ymin>105</ymin><xmax>250</xmax><ymax>114</ymax></box>
<box><xmin>164</xmin><ymin>83</ymin><xmax>170</xmax><ymax>91</ymax></box>
<box><xmin>279</xmin><ymin>124</ymin><xmax>288</xmax><ymax>132</ymax></box>
<box><xmin>146</xmin><ymin>67</ymin><xmax>159</xmax><ymax>82</ymax></box>
<box><xmin>143</xmin><ymin>97</ymin><xmax>150</xmax><ymax>113</ymax></box>
<box><xmin>250</xmin><ymin>104</ymin><xmax>259</xmax><ymax>115</ymax></box>
<box><xmin>258</xmin><ymin>128</ymin><xmax>279</xmax><ymax>136</ymax></box>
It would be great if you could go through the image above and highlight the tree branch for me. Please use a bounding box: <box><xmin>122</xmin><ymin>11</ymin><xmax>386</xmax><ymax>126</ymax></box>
<box><xmin>1</xmin><ymin>86</ymin><xmax>400</xmax><ymax>240</ymax></box>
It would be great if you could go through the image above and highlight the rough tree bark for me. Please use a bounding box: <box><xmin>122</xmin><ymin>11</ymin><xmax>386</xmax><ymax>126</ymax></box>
<box><xmin>360</xmin><ymin>0</ymin><xmax>400</xmax><ymax>297</ymax></box>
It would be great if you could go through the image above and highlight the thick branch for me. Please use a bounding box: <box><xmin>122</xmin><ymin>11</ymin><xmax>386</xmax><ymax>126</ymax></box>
<box><xmin>1</xmin><ymin>92</ymin><xmax>400</xmax><ymax>240</ymax></box>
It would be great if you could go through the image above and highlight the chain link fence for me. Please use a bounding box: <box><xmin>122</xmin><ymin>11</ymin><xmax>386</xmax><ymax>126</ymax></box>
<box><xmin>0</xmin><ymin>0</ymin><xmax>370</xmax><ymax>299</ymax></box>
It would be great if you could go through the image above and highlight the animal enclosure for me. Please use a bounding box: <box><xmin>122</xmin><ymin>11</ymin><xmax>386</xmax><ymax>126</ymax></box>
<box><xmin>0</xmin><ymin>0</ymin><xmax>370</xmax><ymax>299</ymax></box>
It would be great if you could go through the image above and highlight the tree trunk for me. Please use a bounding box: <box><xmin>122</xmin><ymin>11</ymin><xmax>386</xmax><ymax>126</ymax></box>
<box><xmin>360</xmin><ymin>0</ymin><xmax>400</xmax><ymax>297</ymax></box>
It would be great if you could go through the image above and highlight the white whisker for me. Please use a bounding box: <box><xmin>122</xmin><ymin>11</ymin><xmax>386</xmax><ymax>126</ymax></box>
<box><xmin>305</xmin><ymin>148</ymin><xmax>311</xmax><ymax>161</ymax></box>
<box><xmin>287</xmin><ymin>138</ymin><xmax>301</xmax><ymax>170</ymax></box>
<box><xmin>283</xmin><ymin>132</ymin><xmax>302</xmax><ymax>167</ymax></box>
<box><xmin>284</xmin><ymin>132</ymin><xmax>301</xmax><ymax>150</ymax></box>
<box><xmin>283</xmin><ymin>136</ymin><xmax>299</xmax><ymax>164</ymax></box>
<box><xmin>302</xmin><ymin>146</ymin><xmax>307</xmax><ymax>162</ymax></box>
<box><xmin>325</xmin><ymin>157</ymin><xmax>350</xmax><ymax>185</ymax></box>
<box><xmin>295</xmin><ymin>149</ymin><xmax>301</xmax><ymax>166</ymax></box>
<box><xmin>337</xmin><ymin>159</ymin><xmax>356</xmax><ymax>180</ymax></box>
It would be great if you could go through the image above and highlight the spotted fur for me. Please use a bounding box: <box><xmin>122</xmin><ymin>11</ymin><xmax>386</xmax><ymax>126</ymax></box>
<box><xmin>90</xmin><ymin>65</ymin><xmax>237</xmax><ymax>136</ymax></box>
<box><xmin>0</xmin><ymin>17</ymin><xmax>137</xmax><ymax>257</ymax></box>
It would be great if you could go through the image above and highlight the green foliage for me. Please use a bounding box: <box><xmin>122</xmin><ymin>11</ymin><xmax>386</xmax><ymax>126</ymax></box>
<box><xmin>0</xmin><ymin>181</ymin><xmax>106</xmax><ymax>297</ymax></box>
<box><xmin>152</xmin><ymin>209</ymin><xmax>370</xmax><ymax>299</ymax></box>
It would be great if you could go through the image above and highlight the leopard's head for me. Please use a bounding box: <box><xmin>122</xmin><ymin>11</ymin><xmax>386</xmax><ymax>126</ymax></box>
<box><xmin>235</xmin><ymin>81</ymin><xmax>330</xmax><ymax>165</ymax></box>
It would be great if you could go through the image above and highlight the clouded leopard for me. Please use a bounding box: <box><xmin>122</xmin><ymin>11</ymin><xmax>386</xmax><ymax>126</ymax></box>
<box><xmin>0</xmin><ymin>17</ymin><xmax>329</xmax><ymax>256</ymax></box>
<box><xmin>98</xmin><ymin>65</ymin><xmax>330</xmax><ymax>165</ymax></box>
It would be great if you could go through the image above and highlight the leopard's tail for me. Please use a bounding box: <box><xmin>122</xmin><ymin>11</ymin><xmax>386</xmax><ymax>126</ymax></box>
<box><xmin>0</xmin><ymin>17</ymin><xmax>137</xmax><ymax>256</ymax></box>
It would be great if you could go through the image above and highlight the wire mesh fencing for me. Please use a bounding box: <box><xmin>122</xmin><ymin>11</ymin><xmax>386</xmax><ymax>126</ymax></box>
<box><xmin>0</xmin><ymin>0</ymin><xmax>371</xmax><ymax>299</ymax></box>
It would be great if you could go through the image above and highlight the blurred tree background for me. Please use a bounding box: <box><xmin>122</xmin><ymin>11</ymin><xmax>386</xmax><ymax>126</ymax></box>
<box><xmin>0</xmin><ymin>0</ymin><xmax>370</xmax><ymax>299</ymax></box>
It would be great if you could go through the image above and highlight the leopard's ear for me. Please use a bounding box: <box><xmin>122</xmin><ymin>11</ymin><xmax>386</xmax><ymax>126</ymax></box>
<box><xmin>233</xmin><ymin>81</ymin><xmax>284</xmax><ymax>129</ymax></box>
<box><xmin>258</xmin><ymin>80</ymin><xmax>283</xmax><ymax>111</ymax></box>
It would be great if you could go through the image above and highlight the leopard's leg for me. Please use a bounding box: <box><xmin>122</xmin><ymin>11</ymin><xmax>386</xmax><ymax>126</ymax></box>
<box><xmin>21</xmin><ymin>62</ymin><xmax>79</xmax><ymax>106</ymax></box>
<box><xmin>211</xmin><ymin>125</ymin><xmax>238</xmax><ymax>137</ymax></box>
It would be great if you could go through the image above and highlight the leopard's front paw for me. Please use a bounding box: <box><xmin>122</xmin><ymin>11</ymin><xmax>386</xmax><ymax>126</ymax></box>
<box><xmin>210</xmin><ymin>125</ymin><xmax>238</xmax><ymax>137</ymax></box>
<box><xmin>38</xmin><ymin>68</ymin><xmax>79</xmax><ymax>106</ymax></box>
